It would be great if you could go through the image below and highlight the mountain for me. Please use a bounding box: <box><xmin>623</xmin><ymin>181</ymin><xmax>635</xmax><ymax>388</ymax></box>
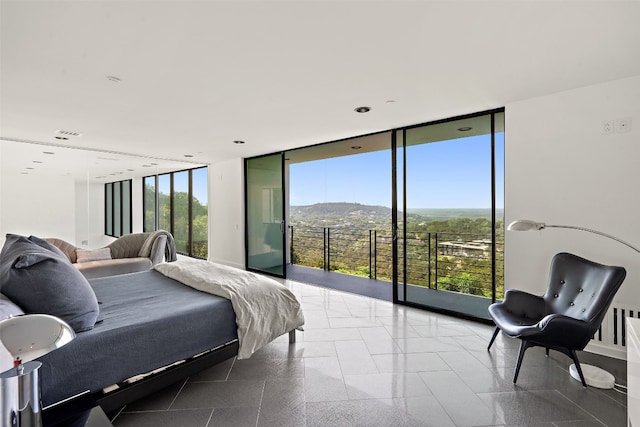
<box><xmin>290</xmin><ymin>202</ymin><xmax>391</xmax><ymax>218</ymax></box>
<box><xmin>290</xmin><ymin>203</ymin><xmax>502</xmax><ymax>221</ymax></box>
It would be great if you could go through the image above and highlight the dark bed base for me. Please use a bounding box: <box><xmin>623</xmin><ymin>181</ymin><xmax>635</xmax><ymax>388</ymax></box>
<box><xmin>43</xmin><ymin>340</ymin><xmax>239</xmax><ymax>427</ymax></box>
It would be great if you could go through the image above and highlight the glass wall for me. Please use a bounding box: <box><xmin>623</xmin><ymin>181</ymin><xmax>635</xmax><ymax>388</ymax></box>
<box><xmin>245</xmin><ymin>153</ymin><xmax>285</xmax><ymax>277</ymax></box>
<box><xmin>105</xmin><ymin>179</ymin><xmax>132</xmax><ymax>238</ymax></box>
<box><xmin>191</xmin><ymin>167</ymin><xmax>208</xmax><ymax>259</ymax></box>
<box><xmin>143</xmin><ymin>166</ymin><xmax>209</xmax><ymax>258</ymax></box>
<box><xmin>394</xmin><ymin>110</ymin><xmax>504</xmax><ymax>319</ymax></box>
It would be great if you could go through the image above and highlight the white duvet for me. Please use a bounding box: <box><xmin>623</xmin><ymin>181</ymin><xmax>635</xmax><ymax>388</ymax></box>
<box><xmin>154</xmin><ymin>258</ymin><xmax>304</xmax><ymax>359</ymax></box>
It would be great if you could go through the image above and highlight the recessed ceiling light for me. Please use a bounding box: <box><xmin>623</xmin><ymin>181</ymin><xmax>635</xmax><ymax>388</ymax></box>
<box><xmin>354</xmin><ymin>106</ymin><xmax>371</xmax><ymax>113</ymax></box>
<box><xmin>184</xmin><ymin>154</ymin><xmax>194</xmax><ymax>158</ymax></box>
<box><xmin>55</xmin><ymin>136</ymin><xmax>69</xmax><ymax>140</ymax></box>
<box><xmin>149</xmin><ymin>162</ymin><xmax>158</xmax><ymax>165</ymax></box>
<box><xmin>142</xmin><ymin>165</ymin><xmax>151</xmax><ymax>167</ymax></box>
<box><xmin>458</xmin><ymin>126</ymin><xmax>473</xmax><ymax>132</ymax></box>
<box><xmin>21</xmin><ymin>172</ymin><xmax>28</xmax><ymax>175</ymax></box>
<box><xmin>107</xmin><ymin>76</ymin><xmax>122</xmax><ymax>83</ymax></box>
<box><xmin>385</xmin><ymin>100</ymin><xmax>396</xmax><ymax>104</ymax></box>
<box><xmin>233</xmin><ymin>140</ymin><xmax>245</xmax><ymax>144</ymax></box>
<box><xmin>351</xmin><ymin>146</ymin><xmax>362</xmax><ymax>150</ymax></box>
<box><xmin>43</xmin><ymin>151</ymin><xmax>55</xmax><ymax>155</ymax></box>
<box><xmin>127</xmin><ymin>169</ymin><xmax>135</xmax><ymax>171</ymax></box>
<box><xmin>33</xmin><ymin>161</ymin><xmax>43</xmax><ymax>163</ymax></box>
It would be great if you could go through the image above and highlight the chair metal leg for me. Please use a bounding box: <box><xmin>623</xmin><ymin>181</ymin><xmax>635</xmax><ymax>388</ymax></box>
<box><xmin>569</xmin><ymin>350</ymin><xmax>588</xmax><ymax>388</ymax></box>
<box><xmin>513</xmin><ymin>340</ymin><xmax>532</xmax><ymax>384</ymax></box>
<box><xmin>487</xmin><ymin>327</ymin><xmax>500</xmax><ymax>351</ymax></box>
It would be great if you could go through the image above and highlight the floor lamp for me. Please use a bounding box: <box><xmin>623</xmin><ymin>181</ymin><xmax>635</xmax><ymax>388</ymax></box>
<box><xmin>508</xmin><ymin>219</ymin><xmax>640</xmax><ymax>389</ymax></box>
<box><xmin>0</xmin><ymin>314</ymin><xmax>75</xmax><ymax>426</ymax></box>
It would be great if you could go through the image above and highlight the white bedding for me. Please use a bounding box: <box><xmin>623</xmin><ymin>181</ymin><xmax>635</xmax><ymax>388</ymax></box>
<box><xmin>154</xmin><ymin>258</ymin><xmax>304</xmax><ymax>359</ymax></box>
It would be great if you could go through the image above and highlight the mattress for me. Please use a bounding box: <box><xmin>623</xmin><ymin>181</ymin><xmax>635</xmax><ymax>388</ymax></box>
<box><xmin>38</xmin><ymin>270</ymin><xmax>238</xmax><ymax>406</ymax></box>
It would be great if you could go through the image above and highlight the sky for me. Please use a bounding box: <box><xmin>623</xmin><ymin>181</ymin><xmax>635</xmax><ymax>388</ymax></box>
<box><xmin>289</xmin><ymin>133</ymin><xmax>505</xmax><ymax>209</ymax></box>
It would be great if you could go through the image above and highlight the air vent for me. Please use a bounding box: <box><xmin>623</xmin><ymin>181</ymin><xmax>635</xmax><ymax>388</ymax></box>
<box><xmin>55</xmin><ymin>129</ymin><xmax>82</xmax><ymax>137</ymax></box>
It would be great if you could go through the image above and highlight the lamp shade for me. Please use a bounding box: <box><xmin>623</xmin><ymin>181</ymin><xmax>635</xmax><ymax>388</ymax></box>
<box><xmin>0</xmin><ymin>314</ymin><xmax>75</xmax><ymax>363</ymax></box>
<box><xmin>507</xmin><ymin>220</ymin><xmax>545</xmax><ymax>231</ymax></box>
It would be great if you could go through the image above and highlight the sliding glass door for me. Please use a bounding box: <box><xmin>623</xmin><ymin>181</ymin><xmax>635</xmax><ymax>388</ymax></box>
<box><xmin>245</xmin><ymin>153</ymin><xmax>286</xmax><ymax>277</ymax></box>
<box><xmin>394</xmin><ymin>110</ymin><xmax>504</xmax><ymax>320</ymax></box>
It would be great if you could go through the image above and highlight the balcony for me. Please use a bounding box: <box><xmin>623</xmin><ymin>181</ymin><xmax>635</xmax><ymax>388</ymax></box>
<box><xmin>288</xmin><ymin>225</ymin><xmax>504</xmax><ymax>318</ymax></box>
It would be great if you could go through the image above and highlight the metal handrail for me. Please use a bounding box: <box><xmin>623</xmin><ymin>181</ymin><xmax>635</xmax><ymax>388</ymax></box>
<box><xmin>289</xmin><ymin>225</ymin><xmax>504</xmax><ymax>298</ymax></box>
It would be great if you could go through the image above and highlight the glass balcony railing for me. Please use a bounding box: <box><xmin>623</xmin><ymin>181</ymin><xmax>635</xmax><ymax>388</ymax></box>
<box><xmin>289</xmin><ymin>226</ymin><xmax>504</xmax><ymax>300</ymax></box>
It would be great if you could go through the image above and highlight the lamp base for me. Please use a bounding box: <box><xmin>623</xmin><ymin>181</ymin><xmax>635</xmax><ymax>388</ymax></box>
<box><xmin>569</xmin><ymin>363</ymin><xmax>615</xmax><ymax>389</ymax></box>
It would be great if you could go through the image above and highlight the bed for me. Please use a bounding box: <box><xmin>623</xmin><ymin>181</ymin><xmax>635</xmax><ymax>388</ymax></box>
<box><xmin>0</xmin><ymin>234</ymin><xmax>304</xmax><ymax>426</ymax></box>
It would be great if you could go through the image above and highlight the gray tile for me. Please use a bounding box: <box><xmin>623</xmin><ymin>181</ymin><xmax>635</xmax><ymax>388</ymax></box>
<box><xmin>420</xmin><ymin>370</ymin><xmax>503</xmax><ymax>426</ymax></box>
<box><xmin>372</xmin><ymin>352</ymin><xmax>450</xmax><ymax>373</ymax></box>
<box><xmin>227</xmin><ymin>355</ymin><xmax>304</xmax><ymax>380</ymax></box>
<box><xmin>171</xmin><ymin>380</ymin><xmax>264</xmax><ymax>409</ymax></box>
<box><xmin>478</xmin><ymin>389</ymin><xmax>597</xmax><ymax>425</ymax></box>
<box><xmin>555</xmin><ymin>387</ymin><xmax>627</xmax><ymax>427</ymax></box>
<box><xmin>304</xmin><ymin>375</ymin><xmax>349</xmax><ymax>402</ymax></box>
<box><xmin>339</xmin><ymin>356</ymin><xmax>379</xmax><ymax>375</ymax></box>
<box><xmin>307</xmin><ymin>399</ymin><xmax>424</xmax><ymax>427</ymax></box>
<box><xmin>395</xmin><ymin>336</ymin><xmax>464</xmax><ymax>353</ymax></box>
<box><xmin>209</xmin><ymin>406</ymin><xmax>259</xmax><ymax>427</ymax></box>
<box><xmin>112</xmin><ymin>408</ymin><xmax>213</xmax><ymax>427</ymax></box>
<box><xmin>122</xmin><ymin>379</ymin><xmax>186</xmax><ymax>411</ymax></box>
<box><xmin>302</xmin><ymin>327</ymin><xmax>362</xmax><ymax>342</ymax></box>
<box><xmin>188</xmin><ymin>357</ymin><xmax>235</xmax><ymax>381</ymax></box>
<box><xmin>257</xmin><ymin>378</ymin><xmax>306</xmax><ymax>427</ymax></box>
<box><xmin>344</xmin><ymin>372</ymin><xmax>431</xmax><ymax>399</ymax></box>
<box><xmin>391</xmin><ymin>396</ymin><xmax>456</xmax><ymax>427</ymax></box>
<box><xmin>304</xmin><ymin>356</ymin><xmax>343</xmax><ymax>379</ymax></box>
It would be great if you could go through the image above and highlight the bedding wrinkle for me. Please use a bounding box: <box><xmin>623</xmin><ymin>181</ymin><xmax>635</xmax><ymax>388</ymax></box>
<box><xmin>154</xmin><ymin>258</ymin><xmax>305</xmax><ymax>359</ymax></box>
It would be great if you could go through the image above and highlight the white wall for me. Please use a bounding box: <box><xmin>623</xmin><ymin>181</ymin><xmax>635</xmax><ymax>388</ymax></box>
<box><xmin>505</xmin><ymin>75</ymin><xmax>640</xmax><ymax>338</ymax></box>
<box><xmin>0</xmin><ymin>172</ymin><xmax>76</xmax><ymax>246</ymax></box>
<box><xmin>208</xmin><ymin>157</ymin><xmax>245</xmax><ymax>268</ymax></box>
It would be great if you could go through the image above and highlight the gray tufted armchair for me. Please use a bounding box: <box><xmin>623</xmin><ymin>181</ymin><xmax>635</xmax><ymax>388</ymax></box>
<box><xmin>487</xmin><ymin>252</ymin><xmax>626</xmax><ymax>387</ymax></box>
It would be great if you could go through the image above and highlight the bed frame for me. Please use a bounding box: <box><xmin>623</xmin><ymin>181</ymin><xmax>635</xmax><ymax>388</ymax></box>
<box><xmin>42</xmin><ymin>340</ymin><xmax>239</xmax><ymax>426</ymax></box>
<box><xmin>43</xmin><ymin>331</ymin><xmax>296</xmax><ymax>426</ymax></box>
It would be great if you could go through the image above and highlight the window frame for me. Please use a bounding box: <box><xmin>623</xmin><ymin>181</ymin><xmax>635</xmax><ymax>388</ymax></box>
<box><xmin>143</xmin><ymin>166</ymin><xmax>208</xmax><ymax>259</ymax></box>
<box><xmin>104</xmin><ymin>179</ymin><xmax>132</xmax><ymax>238</ymax></box>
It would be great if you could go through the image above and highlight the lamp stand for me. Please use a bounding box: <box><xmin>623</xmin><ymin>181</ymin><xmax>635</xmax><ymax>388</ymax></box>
<box><xmin>569</xmin><ymin>363</ymin><xmax>615</xmax><ymax>389</ymax></box>
<box><xmin>0</xmin><ymin>361</ymin><xmax>43</xmax><ymax>427</ymax></box>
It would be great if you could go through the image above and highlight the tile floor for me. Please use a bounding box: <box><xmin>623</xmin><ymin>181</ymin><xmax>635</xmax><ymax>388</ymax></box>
<box><xmin>109</xmin><ymin>279</ymin><xmax>628</xmax><ymax>427</ymax></box>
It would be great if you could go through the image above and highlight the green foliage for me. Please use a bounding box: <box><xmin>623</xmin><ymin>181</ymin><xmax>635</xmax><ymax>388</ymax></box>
<box><xmin>144</xmin><ymin>183</ymin><xmax>208</xmax><ymax>258</ymax></box>
<box><xmin>290</xmin><ymin>202</ymin><xmax>504</xmax><ymax>300</ymax></box>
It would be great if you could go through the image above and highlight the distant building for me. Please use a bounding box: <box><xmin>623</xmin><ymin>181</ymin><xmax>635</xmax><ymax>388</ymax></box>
<box><xmin>438</xmin><ymin>239</ymin><xmax>494</xmax><ymax>258</ymax></box>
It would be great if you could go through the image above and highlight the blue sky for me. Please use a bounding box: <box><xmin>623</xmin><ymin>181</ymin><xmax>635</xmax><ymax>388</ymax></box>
<box><xmin>289</xmin><ymin>133</ymin><xmax>504</xmax><ymax>209</ymax></box>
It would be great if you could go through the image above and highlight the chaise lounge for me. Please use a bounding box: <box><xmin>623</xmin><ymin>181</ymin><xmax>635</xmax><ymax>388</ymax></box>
<box><xmin>45</xmin><ymin>230</ymin><xmax>177</xmax><ymax>279</ymax></box>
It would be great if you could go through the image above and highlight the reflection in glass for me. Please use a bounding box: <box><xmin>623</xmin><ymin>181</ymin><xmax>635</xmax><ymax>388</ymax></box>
<box><xmin>122</xmin><ymin>180</ymin><xmax>131</xmax><ymax>235</ymax></box>
<box><xmin>105</xmin><ymin>183</ymin><xmax>113</xmax><ymax>236</ymax></box>
<box><xmin>192</xmin><ymin>167</ymin><xmax>208</xmax><ymax>259</ymax></box>
<box><xmin>173</xmin><ymin>171</ymin><xmax>189</xmax><ymax>254</ymax></box>
<box><xmin>246</xmin><ymin>154</ymin><xmax>284</xmax><ymax>277</ymax></box>
<box><xmin>158</xmin><ymin>174</ymin><xmax>171</xmax><ymax>232</ymax></box>
<box><xmin>143</xmin><ymin>176</ymin><xmax>156</xmax><ymax>232</ymax></box>
<box><xmin>113</xmin><ymin>181</ymin><xmax>121</xmax><ymax>236</ymax></box>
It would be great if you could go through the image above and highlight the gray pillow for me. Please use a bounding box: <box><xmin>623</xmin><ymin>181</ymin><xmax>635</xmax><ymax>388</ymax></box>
<box><xmin>0</xmin><ymin>234</ymin><xmax>99</xmax><ymax>332</ymax></box>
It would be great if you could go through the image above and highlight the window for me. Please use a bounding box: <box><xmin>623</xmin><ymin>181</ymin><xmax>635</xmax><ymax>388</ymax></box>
<box><xmin>105</xmin><ymin>179</ymin><xmax>132</xmax><ymax>237</ymax></box>
<box><xmin>143</xmin><ymin>167</ymin><xmax>208</xmax><ymax>258</ymax></box>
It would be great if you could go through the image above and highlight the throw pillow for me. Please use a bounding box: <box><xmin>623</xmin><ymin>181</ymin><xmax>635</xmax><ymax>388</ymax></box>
<box><xmin>0</xmin><ymin>234</ymin><xmax>100</xmax><ymax>332</ymax></box>
<box><xmin>76</xmin><ymin>248</ymin><xmax>112</xmax><ymax>263</ymax></box>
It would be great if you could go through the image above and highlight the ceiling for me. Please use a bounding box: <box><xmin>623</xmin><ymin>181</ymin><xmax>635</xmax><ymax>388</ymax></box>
<box><xmin>2</xmin><ymin>1</ymin><xmax>640</xmax><ymax>167</ymax></box>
